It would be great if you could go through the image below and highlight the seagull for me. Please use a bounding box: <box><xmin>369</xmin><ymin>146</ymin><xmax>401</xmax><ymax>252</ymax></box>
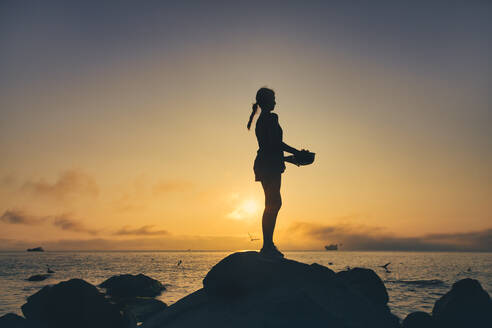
<box><xmin>248</xmin><ymin>233</ymin><xmax>260</xmax><ymax>241</ymax></box>
<box><xmin>379</xmin><ymin>262</ymin><xmax>391</xmax><ymax>273</ymax></box>
<box><xmin>177</xmin><ymin>260</ymin><xmax>182</xmax><ymax>266</ymax></box>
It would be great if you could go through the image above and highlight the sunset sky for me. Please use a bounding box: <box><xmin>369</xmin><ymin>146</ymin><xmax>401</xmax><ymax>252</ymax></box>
<box><xmin>1</xmin><ymin>1</ymin><xmax>491</xmax><ymax>251</ymax></box>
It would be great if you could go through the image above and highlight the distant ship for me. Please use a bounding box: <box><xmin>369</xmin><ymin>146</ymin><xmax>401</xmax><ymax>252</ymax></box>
<box><xmin>324</xmin><ymin>244</ymin><xmax>338</xmax><ymax>251</ymax></box>
<box><xmin>27</xmin><ymin>247</ymin><xmax>44</xmax><ymax>252</ymax></box>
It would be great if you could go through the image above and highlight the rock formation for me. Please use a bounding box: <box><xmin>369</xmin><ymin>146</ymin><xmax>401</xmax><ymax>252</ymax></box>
<box><xmin>0</xmin><ymin>313</ymin><xmax>30</xmax><ymax>328</ymax></box>
<box><xmin>26</xmin><ymin>274</ymin><xmax>51</xmax><ymax>282</ymax></box>
<box><xmin>21</xmin><ymin>278</ymin><xmax>132</xmax><ymax>328</ymax></box>
<box><xmin>4</xmin><ymin>253</ymin><xmax>491</xmax><ymax>328</ymax></box>
<box><xmin>142</xmin><ymin>251</ymin><xmax>400</xmax><ymax>328</ymax></box>
<box><xmin>402</xmin><ymin>311</ymin><xmax>433</xmax><ymax>328</ymax></box>
<box><xmin>432</xmin><ymin>278</ymin><xmax>492</xmax><ymax>327</ymax></box>
<box><xmin>336</xmin><ymin>267</ymin><xmax>389</xmax><ymax>305</ymax></box>
<box><xmin>99</xmin><ymin>273</ymin><xmax>166</xmax><ymax>298</ymax></box>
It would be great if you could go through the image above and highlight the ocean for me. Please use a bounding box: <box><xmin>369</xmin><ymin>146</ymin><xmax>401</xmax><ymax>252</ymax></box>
<box><xmin>0</xmin><ymin>251</ymin><xmax>491</xmax><ymax>320</ymax></box>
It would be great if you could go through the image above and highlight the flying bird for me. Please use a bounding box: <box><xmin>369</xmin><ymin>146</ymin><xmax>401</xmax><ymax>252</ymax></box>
<box><xmin>248</xmin><ymin>233</ymin><xmax>260</xmax><ymax>241</ymax></box>
<box><xmin>379</xmin><ymin>262</ymin><xmax>391</xmax><ymax>273</ymax></box>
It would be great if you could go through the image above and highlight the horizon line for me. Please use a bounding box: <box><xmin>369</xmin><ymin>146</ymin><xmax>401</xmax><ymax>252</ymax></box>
<box><xmin>1</xmin><ymin>249</ymin><xmax>491</xmax><ymax>253</ymax></box>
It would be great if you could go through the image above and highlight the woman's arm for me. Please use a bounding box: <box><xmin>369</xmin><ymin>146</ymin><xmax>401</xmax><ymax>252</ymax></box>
<box><xmin>282</xmin><ymin>142</ymin><xmax>300</xmax><ymax>155</ymax></box>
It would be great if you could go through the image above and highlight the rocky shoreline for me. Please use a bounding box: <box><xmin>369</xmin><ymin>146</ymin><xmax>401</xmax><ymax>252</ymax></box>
<box><xmin>1</xmin><ymin>251</ymin><xmax>491</xmax><ymax>328</ymax></box>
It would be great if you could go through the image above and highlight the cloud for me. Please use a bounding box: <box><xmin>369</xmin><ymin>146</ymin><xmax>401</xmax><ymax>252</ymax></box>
<box><xmin>0</xmin><ymin>209</ymin><xmax>99</xmax><ymax>235</ymax></box>
<box><xmin>21</xmin><ymin>170</ymin><xmax>99</xmax><ymax>201</ymax></box>
<box><xmin>114</xmin><ymin>225</ymin><xmax>169</xmax><ymax>236</ymax></box>
<box><xmin>0</xmin><ymin>209</ymin><xmax>45</xmax><ymax>225</ymax></box>
<box><xmin>52</xmin><ymin>214</ymin><xmax>99</xmax><ymax>235</ymax></box>
<box><xmin>287</xmin><ymin>222</ymin><xmax>492</xmax><ymax>252</ymax></box>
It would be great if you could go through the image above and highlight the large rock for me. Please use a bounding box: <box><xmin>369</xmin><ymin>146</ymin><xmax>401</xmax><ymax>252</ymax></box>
<box><xmin>115</xmin><ymin>298</ymin><xmax>167</xmax><ymax>322</ymax></box>
<box><xmin>336</xmin><ymin>267</ymin><xmax>389</xmax><ymax>305</ymax></box>
<box><xmin>402</xmin><ymin>311</ymin><xmax>433</xmax><ymax>328</ymax></box>
<box><xmin>26</xmin><ymin>274</ymin><xmax>51</xmax><ymax>282</ymax></box>
<box><xmin>142</xmin><ymin>251</ymin><xmax>399</xmax><ymax>328</ymax></box>
<box><xmin>432</xmin><ymin>278</ymin><xmax>492</xmax><ymax>328</ymax></box>
<box><xmin>100</xmin><ymin>274</ymin><xmax>165</xmax><ymax>298</ymax></box>
<box><xmin>21</xmin><ymin>278</ymin><xmax>133</xmax><ymax>328</ymax></box>
<box><xmin>0</xmin><ymin>313</ymin><xmax>31</xmax><ymax>328</ymax></box>
<box><xmin>203</xmin><ymin>251</ymin><xmax>335</xmax><ymax>298</ymax></box>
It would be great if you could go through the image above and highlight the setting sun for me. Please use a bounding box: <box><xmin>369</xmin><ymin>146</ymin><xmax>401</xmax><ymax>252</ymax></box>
<box><xmin>227</xmin><ymin>199</ymin><xmax>260</xmax><ymax>220</ymax></box>
<box><xmin>243</xmin><ymin>199</ymin><xmax>260</xmax><ymax>215</ymax></box>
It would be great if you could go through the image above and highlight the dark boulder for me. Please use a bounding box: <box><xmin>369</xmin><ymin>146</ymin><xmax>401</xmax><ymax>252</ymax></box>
<box><xmin>21</xmin><ymin>278</ymin><xmax>134</xmax><ymax>328</ymax></box>
<box><xmin>432</xmin><ymin>278</ymin><xmax>492</xmax><ymax>328</ymax></box>
<box><xmin>337</xmin><ymin>267</ymin><xmax>389</xmax><ymax>305</ymax></box>
<box><xmin>143</xmin><ymin>251</ymin><xmax>399</xmax><ymax>328</ymax></box>
<box><xmin>26</xmin><ymin>274</ymin><xmax>51</xmax><ymax>282</ymax></box>
<box><xmin>402</xmin><ymin>311</ymin><xmax>433</xmax><ymax>328</ymax></box>
<box><xmin>0</xmin><ymin>313</ymin><xmax>31</xmax><ymax>328</ymax></box>
<box><xmin>27</xmin><ymin>247</ymin><xmax>44</xmax><ymax>252</ymax></box>
<box><xmin>100</xmin><ymin>274</ymin><xmax>165</xmax><ymax>298</ymax></box>
<box><xmin>203</xmin><ymin>251</ymin><xmax>335</xmax><ymax>298</ymax></box>
<box><xmin>115</xmin><ymin>298</ymin><xmax>167</xmax><ymax>322</ymax></box>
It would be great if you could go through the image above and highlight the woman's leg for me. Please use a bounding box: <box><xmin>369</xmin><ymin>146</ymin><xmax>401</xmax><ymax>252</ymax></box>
<box><xmin>261</xmin><ymin>174</ymin><xmax>282</xmax><ymax>248</ymax></box>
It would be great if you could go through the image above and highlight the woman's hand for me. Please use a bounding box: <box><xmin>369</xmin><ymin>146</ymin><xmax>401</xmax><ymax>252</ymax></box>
<box><xmin>285</xmin><ymin>149</ymin><xmax>315</xmax><ymax>166</ymax></box>
<box><xmin>284</xmin><ymin>155</ymin><xmax>300</xmax><ymax>166</ymax></box>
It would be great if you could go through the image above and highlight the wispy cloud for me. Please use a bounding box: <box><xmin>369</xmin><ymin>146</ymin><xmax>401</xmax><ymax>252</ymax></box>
<box><xmin>21</xmin><ymin>170</ymin><xmax>99</xmax><ymax>201</ymax></box>
<box><xmin>52</xmin><ymin>214</ymin><xmax>99</xmax><ymax>235</ymax></box>
<box><xmin>0</xmin><ymin>209</ymin><xmax>45</xmax><ymax>225</ymax></box>
<box><xmin>287</xmin><ymin>222</ymin><xmax>492</xmax><ymax>252</ymax></box>
<box><xmin>113</xmin><ymin>225</ymin><xmax>169</xmax><ymax>236</ymax></box>
<box><xmin>0</xmin><ymin>210</ymin><xmax>169</xmax><ymax>238</ymax></box>
<box><xmin>0</xmin><ymin>209</ymin><xmax>99</xmax><ymax>235</ymax></box>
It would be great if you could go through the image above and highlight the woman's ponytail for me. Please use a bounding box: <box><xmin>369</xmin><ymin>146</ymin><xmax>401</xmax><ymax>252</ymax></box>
<box><xmin>247</xmin><ymin>103</ymin><xmax>258</xmax><ymax>130</ymax></box>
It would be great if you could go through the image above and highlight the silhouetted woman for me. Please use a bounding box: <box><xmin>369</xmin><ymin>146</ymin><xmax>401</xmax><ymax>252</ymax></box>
<box><xmin>247</xmin><ymin>87</ymin><xmax>301</xmax><ymax>258</ymax></box>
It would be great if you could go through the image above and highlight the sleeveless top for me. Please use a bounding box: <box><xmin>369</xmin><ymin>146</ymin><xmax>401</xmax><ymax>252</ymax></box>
<box><xmin>253</xmin><ymin>112</ymin><xmax>286</xmax><ymax>181</ymax></box>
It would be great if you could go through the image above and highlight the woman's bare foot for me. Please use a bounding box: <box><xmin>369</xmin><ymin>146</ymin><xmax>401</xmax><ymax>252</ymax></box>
<box><xmin>260</xmin><ymin>244</ymin><xmax>284</xmax><ymax>258</ymax></box>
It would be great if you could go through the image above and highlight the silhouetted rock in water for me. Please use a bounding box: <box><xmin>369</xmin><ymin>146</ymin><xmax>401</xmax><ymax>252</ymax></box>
<box><xmin>337</xmin><ymin>267</ymin><xmax>389</xmax><ymax>306</ymax></box>
<box><xmin>0</xmin><ymin>313</ymin><xmax>31</xmax><ymax>328</ymax></box>
<box><xmin>432</xmin><ymin>278</ymin><xmax>492</xmax><ymax>328</ymax></box>
<box><xmin>142</xmin><ymin>251</ymin><xmax>399</xmax><ymax>328</ymax></box>
<box><xmin>100</xmin><ymin>274</ymin><xmax>165</xmax><ymax>298</ymax></box>
<box><xmin>114</xmin><ymin>298</ymin><xmax>167</xmax><ymax>323</ymax></box>
<box><xmin>26</xmin><ymin>274</ymin><xmax>51</xmax><ymax>282</ymax></box>
<box><xmin>402</xmin><ymin>311</ymin><xmax>433</xmax><ymax>328</ymax></box>
<box><xmin>26</xmin><ymin>247</ymin><xmax>44</xmax><ymax>252</ymax></box>
<box><xmin>21</xmin><ymin>278</ymin><xmax>134</xmax><ymax>328</ymax></box>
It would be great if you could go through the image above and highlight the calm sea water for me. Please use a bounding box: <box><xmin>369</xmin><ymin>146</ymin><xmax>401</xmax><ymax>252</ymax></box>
<box><xmin>0</xmin><ymin>251</ymin><xmax>491</xmax><ymax>320</ymax></box>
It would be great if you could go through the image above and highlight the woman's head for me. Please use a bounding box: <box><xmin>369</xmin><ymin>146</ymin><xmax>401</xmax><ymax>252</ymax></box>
<box><xmin>247</xmin><ymin>87</ymin><xmax>276</xmax><ymax>130</ymax></box>
<box><xmin>256</xmin><ymin>87</ymin><xmax>276</xmax><ymax>112</ymax></box>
